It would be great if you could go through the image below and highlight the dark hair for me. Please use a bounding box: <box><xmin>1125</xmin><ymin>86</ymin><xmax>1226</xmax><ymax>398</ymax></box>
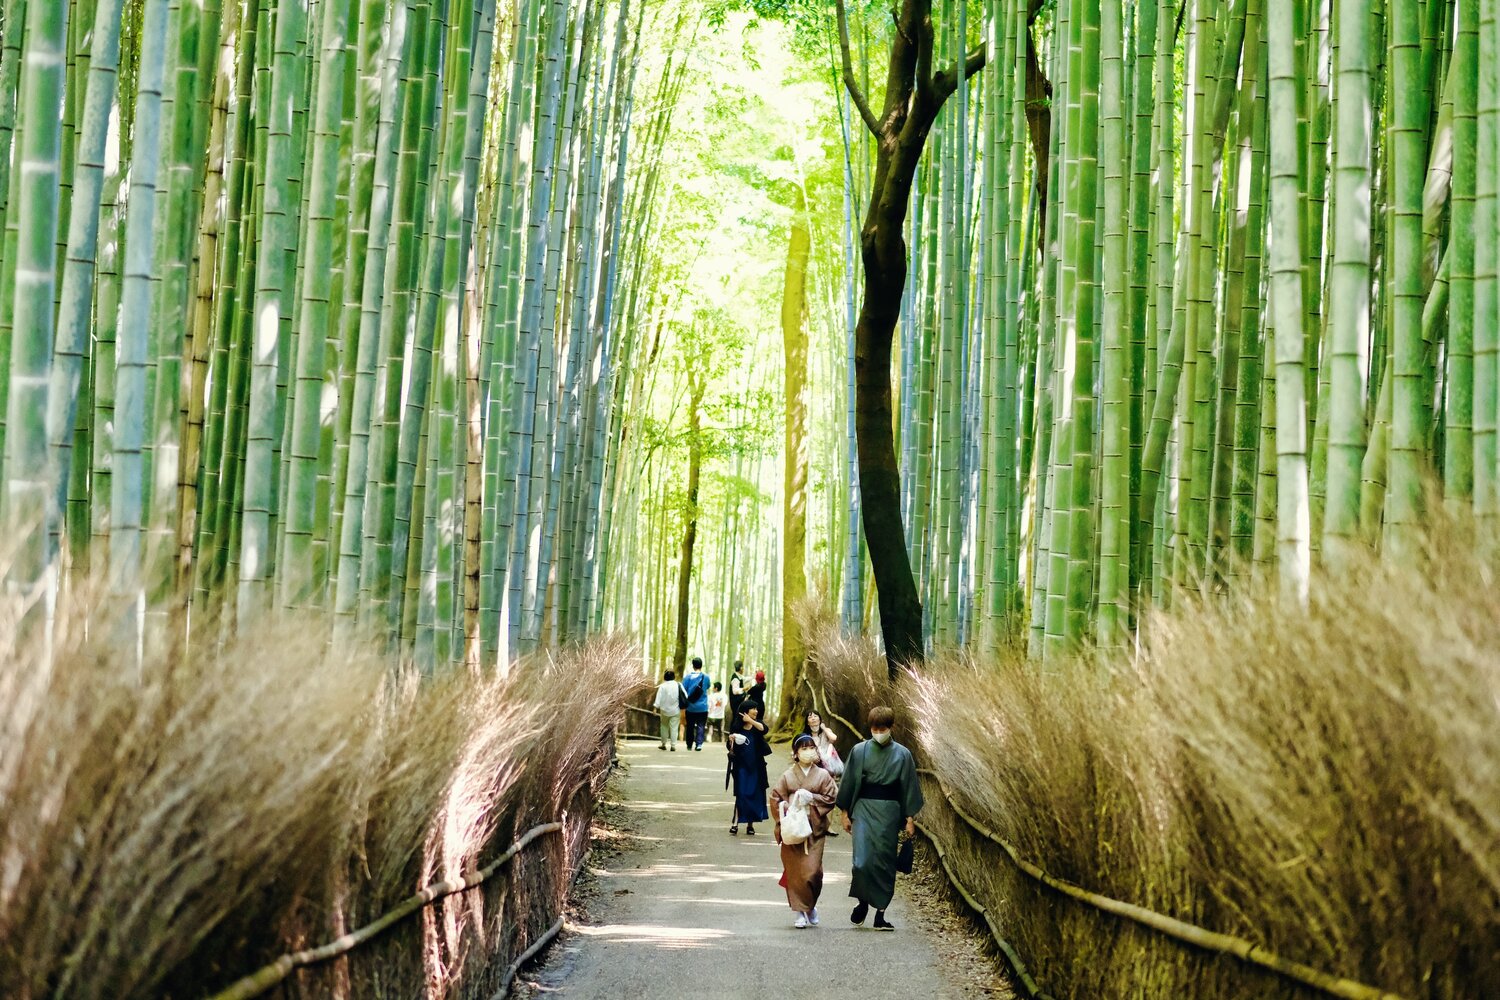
<box><xmin>665</xmin><ymin>670</ymin><xmax>676</xmax><ymax>681</ymax></box>
<box><xmin>867</xmin><ymin>705</ymin><xmax>895</xmax><ymax>728</ymax></box>
<box><xmin>691</xmin><ymin>656</ymin><xmax>703</xmax><ymax>669</ymax></box>
<box><xmin>712</xmin><ymin>681</ymin><xmax>722</xmax><ymax>691</ymax></box>
<box><xmin>733</xmin><ymin>660</ymin><xmax>743</xmax><ymax>672</ymax></box>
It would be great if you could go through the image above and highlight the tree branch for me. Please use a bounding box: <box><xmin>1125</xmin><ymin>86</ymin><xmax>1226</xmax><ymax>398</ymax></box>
<box><xmin>914</xmin><ymin>6</ymin><xmax>936</xmax><ymax>110</ymax></box>
<box><xmin>932</xmin><ymin>44</ymin><xmax>987</xmax><ymax>107</ymax></box>
<box><xmin>835</xmin><ymin>0</ymin><xmax>881</xmax><ymax>136</ymax></box>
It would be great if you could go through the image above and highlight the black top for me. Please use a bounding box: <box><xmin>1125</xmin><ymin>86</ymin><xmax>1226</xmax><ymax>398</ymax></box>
<box><xmin>742</xmin><ymin>682</ymin><xmax>767</xmax><ymax>719</ymax></box>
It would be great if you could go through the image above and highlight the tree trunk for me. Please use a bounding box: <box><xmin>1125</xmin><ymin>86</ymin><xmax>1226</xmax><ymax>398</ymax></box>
<box><xmin>856</xmin><ymin>215</ymin><xmax>926</xmax><ymax>675</ymax></box>
<box><xmin>838</xmin><ymin>0</ymin><xmax>985</xmax><ymax>677</ymax></box>
<box><xmin>672</xmin><ymin>372</ymin><xmax>703</xmax><ymax>673</ymax></box>
<box><xmin>779</xmin><ymin>185</ymin><xmax>811</xmax><ymax>726</ymax></box>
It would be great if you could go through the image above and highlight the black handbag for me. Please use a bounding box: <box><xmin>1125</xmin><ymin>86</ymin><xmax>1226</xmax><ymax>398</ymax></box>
<box><xmin>896</xmin><ymin>835</ymin><xmax>915</xmax><ymax>874</ymax></box>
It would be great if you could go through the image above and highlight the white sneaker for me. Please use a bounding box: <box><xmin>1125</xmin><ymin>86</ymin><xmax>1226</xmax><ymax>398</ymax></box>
<box><xmin>793</xmin><ymin>912</ymin><xmax>809</xmax><ymax>929</ymax></box>
<box><xmin>808</xmin><ymin>908</ymin><xmax>819</xmax><ymax>926</ymax></box>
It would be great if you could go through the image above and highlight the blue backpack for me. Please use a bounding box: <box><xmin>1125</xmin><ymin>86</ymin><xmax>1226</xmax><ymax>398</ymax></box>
<box><xmin>683</xmin><ymin>672</ymin><xmax>707</xmax><ymax>707</ymax></box>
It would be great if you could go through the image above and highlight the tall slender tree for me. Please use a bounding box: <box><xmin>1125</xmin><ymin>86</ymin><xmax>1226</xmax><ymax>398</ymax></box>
<box><xmin>835</xmin><ymin>0</ymin><xmax>986</xmax><ymax>673</ymax></box>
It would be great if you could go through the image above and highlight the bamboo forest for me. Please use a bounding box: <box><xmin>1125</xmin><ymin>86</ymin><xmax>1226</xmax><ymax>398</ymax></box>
<box><xmin>1</xmin><ymin>0</ymin><xmax>1497</xmax><ymax>996</ymax></box>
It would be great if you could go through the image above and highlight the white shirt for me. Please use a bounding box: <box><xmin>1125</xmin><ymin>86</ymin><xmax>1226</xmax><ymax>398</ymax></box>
<box><xmin>707</xmin><ymin>690</ymin><xmax>727</xmax><ymax>719</ymax></box>
<box><xmin>653</xmin><ymin>680</ymin><xmax>682</xmax><ymax>714</ymax></box>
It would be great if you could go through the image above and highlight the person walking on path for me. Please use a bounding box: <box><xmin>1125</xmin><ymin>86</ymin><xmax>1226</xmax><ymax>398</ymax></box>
<box><xmin>707</xmin><ymin>682</ymin><xmax>728</xmax><ymax>743</ymax></box>
<box><xmin>800</xmin><ymin>711</ymin><xmax>843</xmax><ymax>777</ymax></box>
<box><xmin>801</xmin><ymin>710</ymin><xmax>844</xmax><ymax>835</ymax></box>
<box><xmin>728</xmin><ymin>661</ymin><xmax>747</xmax><ymax>720</ymax></box>
<box><xmin>681</xmin><ymin>657</ymin><xmax>711</xmax><ymax>750</ymax></box>
<box><xmin>771</xmin><ymin>735</ymin><xmax>839</xmax><ymax>929</ymax></box>
<box><xmin>725</xmin><ymin>703</ymin><xmax>772</xmax><ymax>835</ymax></box>
<box><xmin>835</xmin><ymin>706</ymin><xmax>923</xmax><ymax>931</ymax></box>
<box><xmin>744</xmin><ymin>669</ymin><xmax>769</xmax><ymax>722</ymax></box>
<box><xmin>653</xmin><ymin>670</ymin><xmax>684</xmax><ymax>751</ymax></box>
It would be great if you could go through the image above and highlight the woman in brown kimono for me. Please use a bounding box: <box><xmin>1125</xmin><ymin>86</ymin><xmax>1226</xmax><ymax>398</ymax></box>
<box><xmin>770</xmin><ymin>734</ymin><xmax>839</xmax><ymax>928</ymax></box>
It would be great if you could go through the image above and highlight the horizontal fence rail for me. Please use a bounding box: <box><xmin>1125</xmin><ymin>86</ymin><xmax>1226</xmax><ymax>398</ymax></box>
<box><xmin>914</xmin><ymin>810</ymin><xmax>1055</xmax><ymax>999</ymax></box>
<box><xmin>622</xmin><ymin>703</ymin><xmax>661</xmax><ymax>739</ymax></box>
<box><xmin>495</xmin><ymin>915</ymin><xmax>566</xmax><ymax>999</ymax></box>
<box><xmin>205</xmin><ymin>760</ymin><xmax>609</xmax><ymax>1000</ymax></box>
<box><xmin>808</xmin><ymin>680</ymin><xmax>1410</xmax><ymax>1000</ymax></box>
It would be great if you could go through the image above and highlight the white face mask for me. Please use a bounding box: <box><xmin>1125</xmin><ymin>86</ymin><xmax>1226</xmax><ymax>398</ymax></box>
<box><xmin>871</xmin><ymin>730</ymin><xmax>892</xmax><ymax>745</ymax></box>
<box><xmin>797</xmin><ymin>749</ymin><xmax>819</xmax><ymax>765</ymax></box>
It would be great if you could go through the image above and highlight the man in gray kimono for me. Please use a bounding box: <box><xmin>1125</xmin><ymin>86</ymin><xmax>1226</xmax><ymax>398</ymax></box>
<box><xmin>835</xmin><ymin>705</ymin><xmax>923</xmax><ymax>931</ymax></box>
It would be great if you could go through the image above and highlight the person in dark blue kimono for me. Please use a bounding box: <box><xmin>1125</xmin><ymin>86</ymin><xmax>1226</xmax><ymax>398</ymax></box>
<box><xmin>725</xmin><ymin>702</ymin><xmax>772</xmax><ymax>835</ymax></box>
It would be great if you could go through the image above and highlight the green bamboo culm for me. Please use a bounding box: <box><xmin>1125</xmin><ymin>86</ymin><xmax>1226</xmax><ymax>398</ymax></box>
<box><xmin>47</xmin><ymin>0</ymin><xmax>128</xmax><ymax>570</ymax></box>
<box><xmin>0</xmin><ymin>0</ymin><xmax>1497</xmax><ymax>700</ymax></box>
<box><xmin>0</xmin><ymin>0</ymin><xmax>68</xmax><ymax>600</ymax></box>
<box><xmin>1384</xmin><ymin>0</ymin><xmax>1426</xmax><ymax>558</ymax></box>
<box><xmin>110</xmin><ymin>0</ymin><xmax>172</xmax><ymax>605</ymax></box>
<box><xmin>1266</xmin><ymin>0</ymin><xmax>1311</xmax><ymax>604</ymax></box>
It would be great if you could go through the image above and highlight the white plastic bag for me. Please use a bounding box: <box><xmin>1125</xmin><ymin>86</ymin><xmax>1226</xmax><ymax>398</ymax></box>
<box><xmin>822</xmin><ymin>744</ymin><xmax>845</xmax><ymax>778</ymax></box>
<box><xmin>779</xmin><ymin>799</ymin><xmax>813</xmax><ymax>846</ymax></box>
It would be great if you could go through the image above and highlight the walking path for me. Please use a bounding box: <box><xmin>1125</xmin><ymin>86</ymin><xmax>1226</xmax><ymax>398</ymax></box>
<box><xmin>523</xmin><ymin>738</ymin><xmax>970</xmax><ymax>999</ymax></box>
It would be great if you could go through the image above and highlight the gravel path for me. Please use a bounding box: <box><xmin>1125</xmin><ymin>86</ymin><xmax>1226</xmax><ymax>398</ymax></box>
<box><xmin>521</xmin><ymin>738</ymin><xmax>972</xmax><ymax>999</ymax></box>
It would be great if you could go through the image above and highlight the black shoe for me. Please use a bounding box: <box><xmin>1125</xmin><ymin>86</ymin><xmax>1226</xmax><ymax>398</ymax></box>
<box><xmin>729</xmin><ymin>825</ymin><xmax>738</xmax><ymax>835</ymax></box>
<box><xmin>873</xmin><ymin>911</ymin><xmax>896</xmax><ymax>931</ymax></box>
<box><xmin>746</xmin><ymin>825</ymin><xmax>756</xmax><ymax>836</ymax></box>
<box><xmin>851</xmin><ymin>901</ymin><xmax>869</xmax><ymax>925</ymax></box>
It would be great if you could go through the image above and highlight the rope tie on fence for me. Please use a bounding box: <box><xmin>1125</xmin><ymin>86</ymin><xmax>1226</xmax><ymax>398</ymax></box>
<box><xmin>807</xmin><ymin>680</ymin><xmax>1411</xmax><ymax>1000</ymax></box>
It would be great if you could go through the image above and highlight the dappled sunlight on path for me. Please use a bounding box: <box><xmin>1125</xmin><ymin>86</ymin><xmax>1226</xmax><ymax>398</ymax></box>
<box><xmin>522</xmin><ymin>741</ymin><xmax>966</xmax><ymax>999</ymax></box>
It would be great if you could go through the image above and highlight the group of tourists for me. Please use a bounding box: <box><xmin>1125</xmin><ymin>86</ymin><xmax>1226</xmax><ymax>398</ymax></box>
<box><xmin>651</xmin><ymin>659</ymin><xmax>766</xmax><ymax>752</ymax></box>
<box><xmin>650</xmin><ymin>662</ymin><xmax>923</xmax><ymax>933</ymax></box>
<box><xmin>718</xmin><ymin>700</ymin><xmax>921</xmax><ymax>930</ymax></box>
<box><xmin>761</xmin><ymin>705</ymin><xmax>921</xmax><ymax>931</ymax></box>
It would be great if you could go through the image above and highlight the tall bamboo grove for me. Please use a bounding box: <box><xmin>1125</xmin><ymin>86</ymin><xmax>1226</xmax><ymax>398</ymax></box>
<box><xmin>0</xmin><ymin>0</ymin><xmax>673</xmax><ymax>669</ymax></box>
<box><xmin>832</xmin><ymin>0</ymin><xmax>1500</xmax><ymax>660</ymax></box>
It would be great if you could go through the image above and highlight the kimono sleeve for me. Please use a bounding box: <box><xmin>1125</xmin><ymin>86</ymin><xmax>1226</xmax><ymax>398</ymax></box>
<box><xmin>811</xmin><ymin>768</ymin><xmax>839</xmax><ymax>807</ymax></box>
<box><xmin>897</xmin><ymin>745</ymin><xmax>925</xmax><ymax>817</ymax></box>
<box><xmin>835</xmin><ymin>742</ymin><xmax>864</xmax><ymax>812</ymax></box>
<box><xmin>769</xmin><ymin>770</ymin><xmax>790</xmax><ymax>810</ymax></box>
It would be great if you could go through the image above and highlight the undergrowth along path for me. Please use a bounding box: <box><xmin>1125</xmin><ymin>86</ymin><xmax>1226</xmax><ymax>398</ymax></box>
<box><xmin>523</xmin><ymin>740</ymin><xmax>974</xmax><ymax>998</ymax></box>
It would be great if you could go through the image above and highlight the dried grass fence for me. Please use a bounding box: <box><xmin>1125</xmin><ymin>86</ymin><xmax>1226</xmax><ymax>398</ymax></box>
<box><xmin>0</xmin><ymin>589</ymin><xmax>649</xmax><ymax>1000</ymax></box>
<box><xmin>805</xmin><ymin>533</ymin><xmax>1499</xmax><ymax>1000</ymax></box>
